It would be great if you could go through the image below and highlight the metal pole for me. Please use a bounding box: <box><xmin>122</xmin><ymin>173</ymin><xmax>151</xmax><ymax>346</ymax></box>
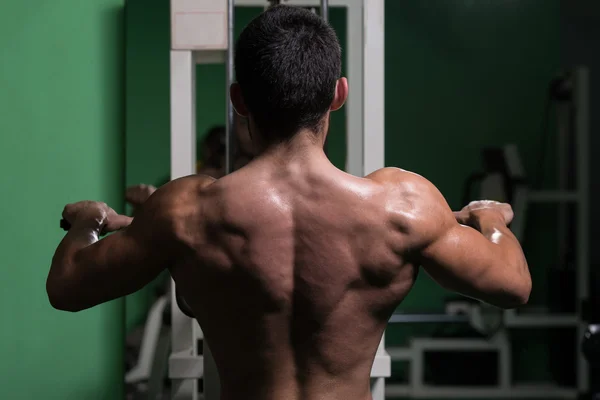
<box><xmin>225</xmin><ymin>0</ymin><xmax>236</xmax><ymax>174</ymax></box>
<box><xmin>575</xmin><ymin>66</ymin><xmax>590</xmax><ymax>394</ymax></box>
<box><xmin>320</xmin><ymin>0</ymin><xmax>328</xmax><ymax>22</ymax></box>
<box><xmin>321</xmin><ymin>0</ymin><xmax>329</xmax><ymax>154</ymax></box>
<box><xmin>204</xmin><ymin>3</ymin><xmax>235</xmax><ymax>399</ymax></box>
<box><xmin>320</xmin><ymin>0</ymin><xmax>329</xmax><ymax>155</ymax></box>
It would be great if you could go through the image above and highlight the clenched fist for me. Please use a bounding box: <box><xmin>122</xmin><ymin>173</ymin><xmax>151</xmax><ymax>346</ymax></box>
<box><xmin>62</xmin><ymin>201</ymin><xmax>132</xmax><ymax>234</ymax></box>
<box><xmin>453</xmin><ymin>200</ymin><xmax>514</xmax><ymax>227</ymax></box>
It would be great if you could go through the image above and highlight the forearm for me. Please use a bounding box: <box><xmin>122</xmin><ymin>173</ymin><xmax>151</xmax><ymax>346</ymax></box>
<box><xmin>473</xmin><ymin>212</ymin><xmax>525</xmax><ymax>263</ymax></box>
<box><xmin>472</xmin><ymin>213</ymin><xmax>531</xmax><ymax>306</ymax></box>
<box><xmin>47</xmin><ymin>225</ymin><xmax>101</xmax><ymax>310</ymax></box>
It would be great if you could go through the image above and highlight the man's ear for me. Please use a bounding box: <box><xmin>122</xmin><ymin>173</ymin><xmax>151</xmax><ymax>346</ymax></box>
<box><xmin>330</xmin><ymin>77</ymin><xmax>348</xmax><ymax>111</ymax></box>
<box><xmin>230</xmin><ymin>83</ymin><xmax>248</xmax><ymax>117</ymax></box>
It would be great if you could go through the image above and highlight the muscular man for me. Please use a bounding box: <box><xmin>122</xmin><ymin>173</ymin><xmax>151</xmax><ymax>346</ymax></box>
<box><xmin>47</xmin><ymin>6</ymin><xmax>530</xmax><ymax>400</ymax></box>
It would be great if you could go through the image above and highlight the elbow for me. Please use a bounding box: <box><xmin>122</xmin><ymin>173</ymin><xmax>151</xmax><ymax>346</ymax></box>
<box><xmin>509</xmin><ymin>257</ymin><xmax>532</xmax><ymax>308</ymax></box>
<box><xmin>517</xmin><ymin>275</ymin><xmax>533</xmax><ymax>307</ymax></box>
<box><xmin>495</xmin><ymin>272</ymin><xmax>532</xmax><ymax>310</ymax></box>
<box><xmin>498</xmin><ymin>283</ymin><xmax>531</xmax><ymax>309</ymax></box>
<box><xmin>481</xmin><ymin>257</ymin><xmax>532</xmax><ymax>310</ymax></box>
<box><xmin>46</xmin><ymin>278</ymin><xmax>83</xmax><ymax>313</ymax></box>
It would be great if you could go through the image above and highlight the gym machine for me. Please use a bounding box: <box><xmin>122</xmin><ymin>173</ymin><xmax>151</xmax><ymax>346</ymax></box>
<box><xmin>169</xmin><ymin>0</ymin><xmax>388</xmax><ymax>399</ymax></box>
<box><xmin>385</xmin><ymin>67</ymin><xmax>590</xmax><ymax>399</ymax></box>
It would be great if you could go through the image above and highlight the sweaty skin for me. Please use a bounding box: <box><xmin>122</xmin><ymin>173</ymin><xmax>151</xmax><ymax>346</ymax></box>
<box><xmin>48</xmin><ymin>131</ymin><xmax>530</xmax><ymax>400</ymax></box>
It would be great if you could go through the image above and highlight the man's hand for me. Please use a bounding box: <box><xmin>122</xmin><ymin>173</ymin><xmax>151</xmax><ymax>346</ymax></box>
<box><xmin>125</xmin><ymin>184</ymin><xmax>157</xmax><ymax>207</ymax></box>
<box><xmin>453</xmin><ymin>200</ymin><xmax>513</xmax><ymax>229</ymax></box>
<box><xmin>62</xmin><ymin>201</ymin><xmax>132</xmax><ymax>234</ymax></box>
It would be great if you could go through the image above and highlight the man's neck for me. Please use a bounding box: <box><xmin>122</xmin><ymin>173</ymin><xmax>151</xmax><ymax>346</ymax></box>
<box><xmin>256</xmin><ymin>129</ymin><xmax>327</xmax><ymax>161</ymax></box>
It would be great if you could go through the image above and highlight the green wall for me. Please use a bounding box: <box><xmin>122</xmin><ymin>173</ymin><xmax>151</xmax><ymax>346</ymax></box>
<box><xmin>125</xmin><ymin>0</ymin><xmax>561</xmax><ymax>387</ymax></box>
<box><xmin>0</xmin><ymin>1</ymin><xmax>125</xmax><ymax>399</ymax></box>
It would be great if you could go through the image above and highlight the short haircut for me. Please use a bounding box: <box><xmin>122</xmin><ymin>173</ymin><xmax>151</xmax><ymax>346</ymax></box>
<box><xmin>234</xmin><ymin>5</ymin><xmax>342</xmax><ymax>140</ymax></box>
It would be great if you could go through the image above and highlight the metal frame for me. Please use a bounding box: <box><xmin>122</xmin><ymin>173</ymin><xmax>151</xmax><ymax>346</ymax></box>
<box><xmin>169</xmin><ymin>1</ymin><xmax>388</xmax><ymax>399</ymax></box>
<box><xmin>574</xmin><ymin>66</ymin><xmax>590</xmax><ymax>393</ymax></box>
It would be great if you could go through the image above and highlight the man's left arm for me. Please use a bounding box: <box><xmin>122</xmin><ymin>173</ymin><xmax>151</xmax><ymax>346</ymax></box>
<box><xmin>47</xmin><ymin>197</ymin><xmax>176</xmax><ymax>312</ymax></box>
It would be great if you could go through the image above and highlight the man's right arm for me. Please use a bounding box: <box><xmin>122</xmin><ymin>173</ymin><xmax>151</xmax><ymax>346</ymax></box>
<box><xmin>417</xmin><ymin>207</ymin><xmax>531</xmax><ymax>308</ymax></box>
<box><xmin>373</xmin><ymin>168</ymin><xmax>531</xmax><ymax>309</ymax></box>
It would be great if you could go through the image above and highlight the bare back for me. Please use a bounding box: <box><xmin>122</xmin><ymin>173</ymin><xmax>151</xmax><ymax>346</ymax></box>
<box><xmin>170</xmin><ymin>158</ymin><xmax>419</xmax><ymax>400</ymax></box>
<box><xmin>48</xmin><ymin>144</ymin><xmax>527</xmax><ymax>399</ymax></box>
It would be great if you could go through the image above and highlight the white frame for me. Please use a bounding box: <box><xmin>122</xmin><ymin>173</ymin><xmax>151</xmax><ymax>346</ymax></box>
<box><xmin>169</xmin><ymin>1</ymin><xmax>388</xmax><ymax>400</ymax></box>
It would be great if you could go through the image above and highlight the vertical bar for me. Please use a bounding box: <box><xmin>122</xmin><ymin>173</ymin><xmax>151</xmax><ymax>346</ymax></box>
<box><xmin>321</xmin><ymin>0</ymin><xmax>329</xmax><ymax>155</ymax></box>
<box><xmin>170</xmin><ymin>50</ymin><xmax>197</xmax><ymax>180</ymax></box>
<box><xmin>411</xmin><ymin>342</ymin><xmax>424</xmax><ymax>397</ymax></box>
<box><xmin>320</xmin><ymin>0</ymin><xmax>329</xmax><ymax>157</ymax></box>
<box><xmin>575</xmin><ymin>66</ymin><xmax>590</xmax><ymax>393</ymax></box>
<box><xmin>203</xmin><ymin>1</ymin><xmax>236</xmax><ymax>399</ymax></box>
<box><xmin>362</xmin><ymin>0</ymin><xmax>385</xmax><ymax>175</ymax></box>
<box><xmin>370</xmin><ymin>378</ymin><xmax>385</xmax><ymax>400</ymax></box>
<box><xmin>363</xmin><ymin>1</ymin><xmax>388</xmax><ymax>398</ymax></box>
<box><xmin>497</xmin><ymin>332</ymin><xmax>511</xmax><ymax>390</ymax></box>
<box><xmin>170</xmin><ymin>49</ymin><xmax>198</xmax><ymax>400</ymax></box>
<box><xmin>203</xmin><ymin>3</ymin><xmax>236</xmax><ymax>400</ymax></box>
<box><xmin>225</xmin><ymin>0</ymin><xmax>236</xmax><ymax>174</ymax></box>
<box><xmin>556</xmin><ymin>100</ymin><xmax>569</xmax><ymax>271</ymax></box>
<box><xmin>345</xmin><ymin>0</ymin><xmax>363</xmax><ymax>176</ymax></box>
<box><xmin>320</xmin><ymin>0</ymin><xmax>329</xmax><ymax>22</ymax></box>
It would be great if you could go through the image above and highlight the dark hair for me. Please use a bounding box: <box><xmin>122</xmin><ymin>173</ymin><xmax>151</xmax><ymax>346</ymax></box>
<box><xmin>234</xmin><ymin>5</ymin><xmax>341</xmax><ymax>140</ymax></box>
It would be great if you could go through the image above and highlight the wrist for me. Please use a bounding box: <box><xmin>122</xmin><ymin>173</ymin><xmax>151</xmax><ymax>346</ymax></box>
<box><xmin>469</xmin><ymin>209</ymin><xmax>505</xmax><ymax>231</ymax></box>
<box><xmin>71</xmin><ymin>213</ymin><xmax>105</xmax><ymax>233</ymax></box>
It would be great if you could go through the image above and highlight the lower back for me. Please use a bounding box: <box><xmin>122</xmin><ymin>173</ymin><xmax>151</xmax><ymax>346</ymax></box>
<box><xmin>218</xmin><ymin>362</ymin><xmax>374</xmax><ymax>400</ymax></box>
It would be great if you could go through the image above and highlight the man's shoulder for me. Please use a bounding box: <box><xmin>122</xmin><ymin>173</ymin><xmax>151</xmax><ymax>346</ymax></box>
<box><xmin>155</xmin><ymin>174</ymin><xmax>217</xmax><ymax>202</ymax></box>
<box><xmin>366</xmin><ymin>167</ymin><xmax>454</xmax><ymax>245</ymax></box>
<box><xmin>366</xmin><ymin>167</ymin><xmax>436</xmax><ymax>194</ymax></box>
<box><xmin>167</xmin><ymin>174</ymin><xmax>217</xmax><ymax>190</ymax></box>
<box><xmin>138</xmin><ymin>175</ymin><xmax>217</xmax><ymax>226</ymax></box>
